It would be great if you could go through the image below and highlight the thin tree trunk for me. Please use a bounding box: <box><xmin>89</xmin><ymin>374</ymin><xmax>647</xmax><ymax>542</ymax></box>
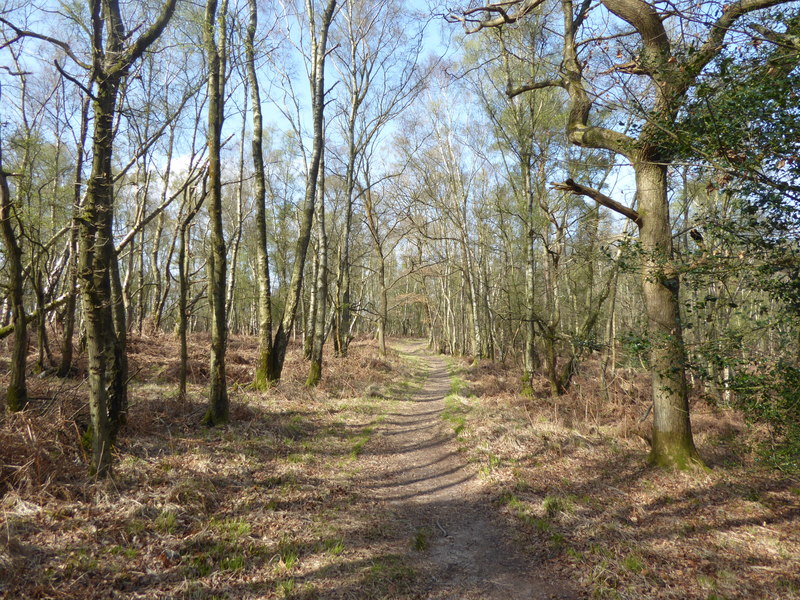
<box><xmin>337</xmin><ymin>71</ymin><xmax>359</xmax><ymax>358</ymax></box>
<box><xmin>460</xmin><ymin>231</ymin><xmax>483</xmax><ymax>359</ymax></box>
<box><xmin>226</xmin><ymin>94</ymin><xmax>247</xmax><ymax>328</ymax></box>
<box><xmin>522</xmin><ymin>153</ymin><xmax>539</xmax><ymax>383</ymax></box>
<box><xmin>307</xmin><ymin>162</ymin><xmax>328</xmax><ymax>386</ymax></box>
<box><xmin>109</xmin><ymin>254</ymin><xmax>128</xmax><ymax>438</ymax></box>
<box><xmin>178</xmin><ymin>221</ymin><xmax>189</xmax><ymax>400</ymax></box>
<box><xmin>58</xmin><ymin>225</ymin><xmax>80</xmax><ymax>377</ymax></box>
<box><xmin>34</xmin><ymin>269</ymin><xmax>51</xmax><ymax>371</ymax></box>
<box><xmin>148</xmin><ymin>123</ymin><xmax>175</xmax><ymax>333</ymax></box>
<box><xmin>203</xmin><ymin>0</ymin><xmax>229</xmax><ymax>426</ymax></box>
<box><xmin>247</xmin><ymin>0</ymin><xmax>274</xmax><ymax>389</ymax></box>
<box><xmin>267</xmin><ymin>0</ymin><xmax>338</xmax><ymax>381</ymax></box>
<box><xmin>305</xmin><ymin>248</ymin><xmax>319</xmax><ymax>360</ymax></box>
<box><xmin>178</xmin><ymin>186</ymin><xmax>204</xmax><ymax>401</ymax></box>
<box><xmin>378</xmin><ymin>255</ymin><xmax>387</xmax><ymax>356</ymax></box>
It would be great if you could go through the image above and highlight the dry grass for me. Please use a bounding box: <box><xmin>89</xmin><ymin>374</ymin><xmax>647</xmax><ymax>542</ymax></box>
<box><xmin>0</xmin><ymin>334</ymin><xmax>418</xmax><ymax>600</ymax></box>
<box><xmin>3</xmin><ymin>335</ymin><xmax>799</xmax><ymax>599</ymax></box>
<box><xmin>449</xmin><ymin>355</ymin><xmax>800</xmax><ymax>600</ymax></box>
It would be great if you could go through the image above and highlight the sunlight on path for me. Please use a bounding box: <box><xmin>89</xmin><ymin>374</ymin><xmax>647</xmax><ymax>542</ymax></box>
<box><xmin>358</xmin><ymin>340</ymin><xmax>580</xmax><ymax>600</ymax></box>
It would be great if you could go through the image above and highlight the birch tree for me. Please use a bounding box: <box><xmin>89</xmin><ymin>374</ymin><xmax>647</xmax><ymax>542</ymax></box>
<box><xmin>267</xmin><ymin>0</ymin><xmax>338</xmax><ymax>382</ymax></box>
<box><xmin>203</xmin><ymin>0</ymin><xmax>229</xmax><ymax>426</ymax></box>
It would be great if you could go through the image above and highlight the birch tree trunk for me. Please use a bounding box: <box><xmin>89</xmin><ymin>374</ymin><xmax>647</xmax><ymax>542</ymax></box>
<box><xmin>247</xmin><ymin>0</ymin><xmax>274</xmax><ymax>390</ymax></box>
<box><xmin>307</xmin><ymin>162</ymin><xmax>328</xmax><ymax>386</ymax></box>
<box><xmin>267</xmin><ymin>0</ymin><xmax>338</xmax><ymax>381</ymax></box>
<box><xmin>203</xmin><ymin>0</ymin><xmax>229</xmax><ymax>426</ymax></box>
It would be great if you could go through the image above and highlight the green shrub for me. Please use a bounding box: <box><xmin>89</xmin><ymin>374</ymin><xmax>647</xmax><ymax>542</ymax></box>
<box><xmin>732</xmin><ymin>362</ymin><xmax>800</xmax><ymax>470</ymax></box>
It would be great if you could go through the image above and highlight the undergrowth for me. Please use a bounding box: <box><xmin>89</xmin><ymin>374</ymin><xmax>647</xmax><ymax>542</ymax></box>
<box><xmin>0</xmin><ymin>335</ymin><xmax>420</xmax><ymax>600</ymax></box>
<box><xmin>447</xmin><ymin>354</ymin><xmax>800</xmax><ymax>600</ymax></box>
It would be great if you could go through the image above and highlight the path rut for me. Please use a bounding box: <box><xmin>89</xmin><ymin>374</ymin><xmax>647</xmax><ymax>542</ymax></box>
<box><xmin>358</xmin><ymin>341</ymin><xmax>580</xmax><ymax>599</ymax></box>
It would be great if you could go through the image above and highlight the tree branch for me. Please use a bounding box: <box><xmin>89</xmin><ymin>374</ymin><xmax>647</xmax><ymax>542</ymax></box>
<box><xmin>552</xmin><ymin>178</ymin><xmax>642</xmax><ymax>226</ymax></box>
<box><xmin>507</xmin><ymin>77</ymin><xmax>565</xmax><ymax>98</ymax></box>
<box><xmin>53</xmin><ymin>60</ymin><xmax>95</xmax><ymax>100</ymax></box>
<box><xmin>447</xmin><ymin>0</ymin><xmax>546</xmax><ymax>33</ymax></box>
<box><xmin>601</xmin><ymin>0</ymin><xmax>670</xmax><ymax>56</ymax></box>
<box><xmin>113</xmin><ymin>0</ymin><xmax>179</xmax><ymax>74</ymax></box>
<box><xmin>688</xmin><ymin>0</ymin><xmax>790</xmax><ymax>77</ymax></box>
<box><xmin>0</xmin><ymin>17</ymin><xmax>92</xmax><ymax>70</ymax></box>
<box><xmin>0</xmin><ymin>293</ymin><xmax>71</xmax><ymax>341</ymax></box>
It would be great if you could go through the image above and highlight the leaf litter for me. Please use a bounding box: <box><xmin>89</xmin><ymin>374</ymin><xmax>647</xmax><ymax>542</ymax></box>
<box><xmin>1</xmin><ymin>334</ymin><xmax>798</xmax><ymax>599</ymax></box>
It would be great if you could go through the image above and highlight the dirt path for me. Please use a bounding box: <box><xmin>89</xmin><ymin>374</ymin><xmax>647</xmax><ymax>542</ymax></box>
<box><xmin>358</xmin><ymin>341</ymin><xmax>580</xmax><ymax>600</ymax></box>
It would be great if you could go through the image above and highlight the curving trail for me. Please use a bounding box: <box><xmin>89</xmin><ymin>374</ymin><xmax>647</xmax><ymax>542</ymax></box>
<box><xmin>358</xmin><ymin>341</ymin><xmax>579</xmax><ymax>600</ymax></box>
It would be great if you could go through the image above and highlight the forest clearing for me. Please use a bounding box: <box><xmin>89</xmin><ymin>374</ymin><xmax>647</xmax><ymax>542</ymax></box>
<box><xmin>1</xmin><ymin>335</ymin><xmax>799</xmax><ymax>599</ymax></box>
<box><xmin>2</xmin><ymin>0</ymin><xmax>800</xmax><ymax>598</ymax></box>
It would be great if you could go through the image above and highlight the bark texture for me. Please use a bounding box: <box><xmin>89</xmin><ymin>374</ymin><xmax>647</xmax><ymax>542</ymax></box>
<box><xmin>78</xmin><ymin>0</ymin><xmax>178</xmax><ymax>475</ymax></box>
<box><xmin>0</xmin><ymin>162</ymin><xmax>27</xmax><ymax>412</ymax></box>
<box><xmin>267</xmin><ymin>0</ymin><xmax>338</xmax><ymax>381</ymax></box>
<box><xmin>246</xmin><ymin>0</ymin><xmax>274</xmax><ymax>390</ymax></box>
<box><xmin>203</xmin><ymin>0</ymin><xmax>229</xmax><ymax>426</ymax></box>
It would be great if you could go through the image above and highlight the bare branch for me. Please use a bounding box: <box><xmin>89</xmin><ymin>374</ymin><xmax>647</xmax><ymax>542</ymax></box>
<box><xmin>447</xmin><ymin>0</ymin><xmax>546</xmax><ymax>33</ymax></box>
<box><xmin>113</xmin><ymin>0</ymin><xmax>179</xmax><ymax>74</ymax></box>
<box><xmin>53</xmin><ymin>60</ymin><xmax>95</xmax><ymax>100</ymax></box>
<box><xmin>552</xmin><ymin>178</ymin><xmax>642</xmax><ymax>226</ymax></box>
<box><xmin>0</xmin><ymin>17</ymin><xmax>92</xmax><ymax>70</ymax></box>
<box><xmin>507</xmin><ymin>77</ymin><xmax>565</xmax><ymax>98</ymax></box>
<box><xmin>599</xmin><ymin>60</ymin><xmax>649</xmax><ymax>76</ymax></box>
<box><xmin>688</xmin><ymin>0</ymin><xmax>791</xmax><ymax>77</ymax></box>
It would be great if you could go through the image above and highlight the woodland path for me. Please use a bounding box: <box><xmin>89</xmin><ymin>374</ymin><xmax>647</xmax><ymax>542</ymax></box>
<box><xmin>356</xmin><ymin>340</ymin><xmax>580</xmax><ymax>600</ymax></box>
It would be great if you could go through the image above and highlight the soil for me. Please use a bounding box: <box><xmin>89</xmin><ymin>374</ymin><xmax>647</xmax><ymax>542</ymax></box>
<box><xmin>361</xmin><ymin>341</ymin><xmax>579</xmax><ymax>599</ymax></box>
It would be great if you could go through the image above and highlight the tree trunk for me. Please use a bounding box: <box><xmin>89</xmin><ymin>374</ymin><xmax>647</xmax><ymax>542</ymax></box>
<box><xmin>178</xmin><ymin>216</ymin><xmax>190</xmax><ymax>401</ymax></box>
<box><xmin>58</xmin><ymin>96</ymin><xmax>90</xmax><ymax>377</ymax></box>
<box><xmin>337</xmin><ymin>78</ymin><xmax>359</xmax><ymax>358</ymax></box>
<box><xmin>522</xmin><ymin>153</ymin><xmax>539</xmax><ymax>383</ymax></box>
<box><xmin>0</xmin><ymin>162</ymin><xmax>27</xmax><ymax>411</ymax></box>
<box><xmin>109</xmin><ymin>254</ymin><xmax>128</xmax><ymax>438</ymax></box>
<box><xmin>33</xmin><ymin>269</ymin><xmax>51</xmax><ymax>372</ymax></box>
<box><xmin>226</xmin><ymin>98</ymin><xmax>247</xmax><ymax>329</ymax></box>
<box><xmin>267</xmin><ymin>0</ymin><xmax>338</xmax><ymax>381</ymax></box>
<box><xmin>177</xmin><ymin>184</ymin><xmax>205</xmax><ymax>401</ymax></box>
<box><xmin>149</xmin><ymin>121</ymin><xmax>175</xmax><ymax>333</ymax></box>
<box><xmin>247</xmin><ymin>0</ymin><xmax>274</xmax><ymax>390</ymax></box>
<box><xmin>460</xmin><ymin>233</ymin><xmax>483</xmax><ymax>360</ymax></box>
<box><xmin>307</xmin><ymin>166</ymin><xmax>328</xmax><ymax>386</ymax></box>
<box><xmin>76</xmin><ymin>0</ymin><xmax>178</xmax><ymax>476</ymax></box>
<box><xmin>203</xmin><ymin>0</ymin><xmax>229</xmax><ymax>426</ymax></box>
<box><xmin>305</xmin><ymin>249</ymin><xmax>319</xmax><ymax>360</ymax></box>
<box><xmin>378</xmin><ymin>257</ymin><xmax>388</xmax><ymax>357</ymax></box>
<box><xmin>80</xmin><ymin>66</ymin><xmax>125</xmax><ymax>476</ymax></box>
<box><xmin>636</xmin><ymin>162</ymin><xmax>701</xmax><ymax>469</ymax></box>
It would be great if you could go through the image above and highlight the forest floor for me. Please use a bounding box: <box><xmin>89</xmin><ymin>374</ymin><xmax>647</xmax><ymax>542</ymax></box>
<box><xmin>1</xmin><ymin>334</ymin><xmax>799</xmax><ymax>599</ymax></box>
